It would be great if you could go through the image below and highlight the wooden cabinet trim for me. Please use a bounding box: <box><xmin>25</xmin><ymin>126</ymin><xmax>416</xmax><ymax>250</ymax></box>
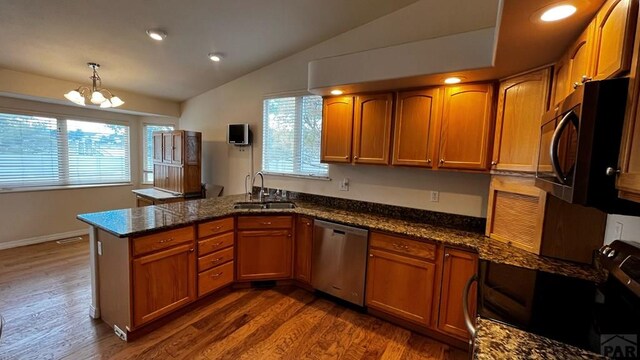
<box><xmin>198</xmin><ymin>217</ymin><xmax>234</xmax><ymax>239</ymax></box>
<box><xmin>370</xmin><ymin>231</ymin><xmax>436</xmax><ymax>261</ymax></box>
<box><xmin>132</xmin><ymin>226</ymin><xmax>195</xmax><ymax>257</ymax></box>
<box><xmin>198</xmin><ymin>232</ymin><xmax>234</xmax><ymax>257</ymax></box>
<box><xmin>237</xmin><ymin>215</ymin><xmax>293</xmax><ymax>230</ymax></box>
<box><xmin>198</xmin><ymin>261</ymin><xmax>234</xmax><ymax>297</ymax></box>
<box><xmin>198</xmin><ymin>247</ymin><xmax>234</xmax><ymax>273</ymax></box>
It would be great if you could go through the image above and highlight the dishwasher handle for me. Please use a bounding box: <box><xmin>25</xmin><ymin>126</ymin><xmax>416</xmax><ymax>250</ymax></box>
<box><xmin>463</xmin><ymin>274</ymin><xmax>478</xmax><ymax>338</ymax></box>
<box><xmin>314</xmin><ymin>219</ymin><xmax>368</xmax><ymax>238</ymax></box>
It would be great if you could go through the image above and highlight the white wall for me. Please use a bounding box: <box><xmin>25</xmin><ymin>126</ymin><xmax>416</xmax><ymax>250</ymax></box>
<box><xmin>0</xmin><ymin>96</ymin><xmax>177</xmax><ymax>247</ymax></box>
<box><xmin>604</xmin><ymin>214</ymin><xmax>640</xmax><ymax>245</ymax></box>
<box><xmin>181</xmin><ymin>0</ymin><xmax>492</xmax><ymax>218</ymax></box>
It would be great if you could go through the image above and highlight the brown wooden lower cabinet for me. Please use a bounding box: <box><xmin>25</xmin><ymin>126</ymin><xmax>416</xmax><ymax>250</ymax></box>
<box><xmin>437</xmin><ymin>247</ymin><xmax>478</xmax><ymax>340</ymax></box>
<box><xmin>196</xmin><ymin>217</ymin><xmax>235</xmax><ymax>298</ymax></box>
<box><xmin>236</xmin><ymin>216</ymin><xmax>294</xmax><ymax>281</ymax></box>
<box><xmin>366</xmin><ymin>247</ymin><xmax>436</xmax><ymax>326</ymax></box>
<box><xmin>294</xmin><ymin>216</ymin><xmax>313</xmax><ymax>284</ymax></box>
<box><xmin>131</xmin><ymin>239</ymin><xmax>196</xmax><ymax>328</ymax></box>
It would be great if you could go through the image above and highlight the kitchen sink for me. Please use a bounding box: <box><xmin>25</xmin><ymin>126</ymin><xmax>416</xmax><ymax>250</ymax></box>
<box><xmin>233</xmin><ymin>201</ymin><xmax>296</xmax><ymax>210</ymax></box>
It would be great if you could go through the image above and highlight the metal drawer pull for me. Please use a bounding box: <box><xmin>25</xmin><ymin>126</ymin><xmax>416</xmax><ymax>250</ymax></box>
<box><xmin>392</xmin><ymin>243</ymin><xmax>409</xmax><ymax>250</ymax></box>
<box><xmin>213</xmin><ymin>242</ymin><xmax>223</xmax><ymax>246</ymax></box>
<box><xmin>159</xmin><ymin>238</ymin><xmax>174</xmax><ymax>244</ymax></box>
<box><xmin>211</xmin><ymin>272</ymin><xmax>223</xmax><ymax>277</ymax></box>
<box><xmin>261</xmin><ymin>222</ymin><xmax>272</xmax><ymax>225</ymax></box>
<box><xmin>211</xmin><ymin>258</ymin><xmax>222</xmax><ymax>263</ymax></box>
<box><xmin>213</xmin><ymin>226</ymin><xmax>223</xmax><ymax>230</ymax></box>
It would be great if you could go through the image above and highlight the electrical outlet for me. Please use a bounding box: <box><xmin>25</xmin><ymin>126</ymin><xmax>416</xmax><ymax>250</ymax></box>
<box><xmin>339</xmin><ymin>178</ymin><xmax>349</xmax><ymax>191</ymax></box>
<box><xmin>430</xmin><ymin>191</ymin><xmax>439</xmax><ymax>202</ymax></box>
<box><xmin>97</xmin><ymin>240</ymin><xmax>103</xmax><ymax>256</ymax></box>
<box><xmin>614</xmin><ymin>221</ymin><xmax>624</xmax><ymax>239</ymax></box>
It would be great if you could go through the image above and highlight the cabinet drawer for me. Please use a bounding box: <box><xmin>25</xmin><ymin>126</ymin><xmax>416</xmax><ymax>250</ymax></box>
<box><xmin>198</xmin><ymin>247</ymin><xmax>234</xmax><ymax>273</ymax></box>
<box><xmin>198</xmin><ymin>261</ymin><xmax>234</xmax><ymax>297</ymax></box>
<box><xmin>198</xmin><ymin>217</ymin><xmax>234</xmax><ymax>239</ymax></box>
<box><xmin>370</xmin><ymin>232</ymin><xmax>436</xmax><ymax>261</ymax></box>
<box><xmin>237</xmin><ymin>216</ymin><xmax>293</xmax><ymax>230</ymax></box>
<box><xmin>132</xmin><ymin>226</ymin><xmax>194</xmax><ymax>257</ymax></box>
<box><xmin>198</xmin><ymin>232</ymin><xmax>234</xmax><ymax>256</ymax></box>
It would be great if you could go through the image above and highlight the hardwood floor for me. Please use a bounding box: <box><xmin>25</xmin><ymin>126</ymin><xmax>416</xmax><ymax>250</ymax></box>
<box><xmin>0</xmin><ymin>238</ymin><xmax>467</xmax><ymax>359</ymax></box>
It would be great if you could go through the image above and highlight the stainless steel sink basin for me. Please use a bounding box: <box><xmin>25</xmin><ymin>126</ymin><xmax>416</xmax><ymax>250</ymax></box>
<box><xmin>233</xmin><ymin>201</ymin><xmax>296</xmax><ymax>210</ymax></box>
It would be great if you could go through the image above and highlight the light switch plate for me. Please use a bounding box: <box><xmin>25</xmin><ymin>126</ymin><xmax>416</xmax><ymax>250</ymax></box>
<box><xmin>614</xmin><ymin>221</ymin><xmax>624</xmax><ymax>239</ymax></box>
<box><xmin>339</xmin><ymin>178</ymin><xmax>349</xmax><ymax>191</ymax></box>
<box><xmin>430</xmin><ymin>191</ymin><xmax>439</xmax><ymax>202</ymax></box>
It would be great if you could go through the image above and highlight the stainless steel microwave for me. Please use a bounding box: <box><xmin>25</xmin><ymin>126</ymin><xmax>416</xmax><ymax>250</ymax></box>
<box><xmin>535</xmin><ymin>77</ymin><xmax>640</xmax><ymax>214</ymax></box>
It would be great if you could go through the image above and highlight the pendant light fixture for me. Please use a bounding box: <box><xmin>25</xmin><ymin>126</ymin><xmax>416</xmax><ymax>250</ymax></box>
<box><xmin>64</xmin><ymin>63</ymin><xmax>124</xmax><ymax>108</ymax></box>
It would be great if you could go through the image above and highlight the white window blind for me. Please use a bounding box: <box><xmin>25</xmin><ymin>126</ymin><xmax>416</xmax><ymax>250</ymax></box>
<box><xmin>262</xmin><ymin>95</ymin><xmax>327</xmax><ymax>177</ymax></box>
<box><xmin>142</xmin><ymin>124</ymin><xmax>174</xmax><ymax>183</ymax></box>
<box><xmin>0</xmin><ymin>112</ymin><xmax>131</xmax><ymax>189</ymax></box>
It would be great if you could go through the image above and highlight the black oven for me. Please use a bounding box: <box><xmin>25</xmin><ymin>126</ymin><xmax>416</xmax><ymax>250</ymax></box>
<box><xmin>471</xmin><ymin>240</ymin><xmax>640</xmax><ymax>357</ymax></box>
<box><xmin>535</xmin><ymin>77</ymin><xmax>640</xmax><ymax>215</ymax></box>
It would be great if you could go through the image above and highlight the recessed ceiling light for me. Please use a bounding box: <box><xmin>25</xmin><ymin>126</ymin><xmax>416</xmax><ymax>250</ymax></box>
<box><xmin>208</xmin><ymin>53</ymin><xmax>223</xmax><ymax>62</ymax></box>
<box><xmin>146</xmin><ymin>29</ymin><xmax>167</xmax><ymax>41</ymax></box>
<box><xmin>330</xmin><ymin>89</ymin><xmax>343</xmax><ymax>95</ymax></box>
<box><xmin>540</xmin><ymin>4</ymin><xmax>577</xmax><ymax>22</ymax></box>
<box><xmin>444</xmin><ymin>77</ymin><xmax>463</xmax><ymax>84</ymax></box>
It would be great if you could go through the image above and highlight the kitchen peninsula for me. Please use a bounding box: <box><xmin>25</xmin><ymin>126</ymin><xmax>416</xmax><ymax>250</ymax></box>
<box><xmin>78</xmin><ymin>193</ymin><xmax>603</xmax><ymax>357</ymax></box>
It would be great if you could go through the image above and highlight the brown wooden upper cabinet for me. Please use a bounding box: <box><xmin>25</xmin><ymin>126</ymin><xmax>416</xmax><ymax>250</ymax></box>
<box><xmin>438</xmin><ymin>83</ymin><xmax>495</xmax><ymax>171</ymax></box>
<box><xmin>551</xmin><ymin>56</ymin><xmax>570</xmax><ymax>106</ymax></box>
<box><xmin>492</xmin><ymin>68</ymin><xmax>551</xmax><ymax>172</ymax></box>
<box><xmin>353</xmin><ymin>93</ymin><xmax>394</xmax><ymax>165</ymax></box>
<box><xmin>591</xmin><ymin>0</ymin><xmax>637</xmax><ymax>80</ymax></box>
<box><xmin>321</xmin><ymin>96</ymin><xmax>354</xmax><ymax>163</ymax></box>
<box><xmin>568</xmin><ymin>22</ymin><xmax>595</xmax><ymax>89</ymax></box>
<box><xmin>392</xmin><ymin>88</ymin><xmax>441</xmax><ymax>167</ymax></box>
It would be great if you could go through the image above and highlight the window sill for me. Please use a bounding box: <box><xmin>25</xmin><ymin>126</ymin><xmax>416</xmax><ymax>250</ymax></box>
<box><xmin>0</xmin><ymin>183</ymin><xmax>134</xmax><ymax>194</ymax></box>
<box><xmin>262</xmin><ymin>172</ymin><xmax>331</xmax><ymax>181</ymax></box>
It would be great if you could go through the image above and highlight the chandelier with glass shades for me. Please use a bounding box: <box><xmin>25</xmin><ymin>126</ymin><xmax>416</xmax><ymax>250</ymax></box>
<box><xmin>64</xmin><ymin>62</ymin><xmax>124</xmax><ymax>108</ymax></box>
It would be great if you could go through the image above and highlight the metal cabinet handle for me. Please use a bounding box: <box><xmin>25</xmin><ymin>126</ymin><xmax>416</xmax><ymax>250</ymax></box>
<box><xmin>213</xmin><ymin>242</ymin><xmax>222</xmax><ymax>246</ymax></box>
<box><xmin>606</xmin><ymin>167</ymin><xmax>621</xmax><ymax>176</ymax></box>
<box><xmin>159</xmin><ymin>237</ymin><xmax>174</xmax><ymax>244</ymax></box>
<box><xmin>211</xmin><ymin>272</ymin><xmax>223</xmax><ymax>278</ymax></box>
<box><xmin>426</xmin><ymin>159</ymin><xmax>432</xmax><ymax>164</ymax></box>
<box><xmin>445</xmin><ymin>253</ymin><xmax>450</xmax><ymax>258</ymax></box>
<box><xmin>369</xmin><ymin>253</ymin><xmax>374</xmax><ymax>257</ymax></box>
<box><xmin>211</xmin><ymin>258</ymin><xmax>222</xmax><ymax>263</ymax></box>
<box><xmin>344</xmin><ymin>156</ymin><xmax>349</xmax><ymax>159</ymax></box>
<box><xmin>213</xmin><ymin>226</ymin><xmax>223</xmax><ymax>230</ymax></box>
<box><xmin>491</xmin><ymin>161</ymin><xmax>497</xmax><ymax>166</ymax></box>
<box><xmin>354</xmin><ymin>156</ymin><xmax>359</xmax><ymax>160</ymax></box>
<box><xmin>463</xmin><ymin>275</ymin><xmax>478</xmax><ymax>338</ymax></box>
<box><xmin>439</xmin><ymin>159</ymin><xmax>445</xmax><ymax>165</ymax></box>
<box><xmin>189</xmin><ymin>248</ymin><xmax>194</xmax><ymax>252</ymax></box>
<box><xmin>392</xmin><ymin>243</ymin><xmax>409</xmax><ymax>250</ymax></box>
<box><xmin>261</xmin><ymin>222</ymin><xmax>272</xmax><ymax>225</ymax></box>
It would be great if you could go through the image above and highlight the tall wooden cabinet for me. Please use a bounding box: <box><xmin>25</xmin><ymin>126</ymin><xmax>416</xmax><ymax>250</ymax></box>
<box><xmin>321</xmin><ymin>96</ymin><xmax>354</xmax><ymax>163</ymax></box>
<box><xmin>353</xmin><ymin>93</ymin><xmax>394</xmax><ymax>165</ymax></box>
<box><xmin>591</xmin><ymin>0</ymin><xmax>637</xmax><ymax>80</ymax></box>
<box><xmin>492</xmin><ymin>68</ymin><xmax>551</xmax><ymax>172</ymax></box>
<box><xmin>392</xmin><ymin>88</ymin><xmax>441</xmax><ymax>167</ymax></box>
<box><xmin>436</xmin><ymin>247</ymin><xmax>478</xmax><ymax>340</ymax></box>
<box><xmin>438</xmin><ymin>83</ymin><xmax>495</xmax><ymax>170</ymax></box>
<box><xmin>153</xmin><ymin>130</ymin><xmax>202</xmax><ymax>195</ymax></box>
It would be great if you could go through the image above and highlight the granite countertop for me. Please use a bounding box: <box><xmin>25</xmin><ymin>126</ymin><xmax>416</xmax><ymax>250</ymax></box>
<box><xmin>77</xmin><ymin>194</ymin><xmax>603</xmax><ymax>282</ymax></box>
<box><xmin>473</xmin><ymin>318</ymin><xmax>605</xmax><ymax>360</ymax></box>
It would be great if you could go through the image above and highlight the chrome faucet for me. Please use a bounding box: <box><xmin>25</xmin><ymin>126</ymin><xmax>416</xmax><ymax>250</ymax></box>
<box><xmin>251</xmin><ymin>171</ymin><xmax>265</xmax><ymax>202</ymax></box>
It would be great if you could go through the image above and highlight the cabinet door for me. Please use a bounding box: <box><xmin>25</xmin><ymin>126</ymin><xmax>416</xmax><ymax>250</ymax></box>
<box><xmin>294</xmin><ymin>216</ymin><xmax>313</xmax><ymax>284</ymax></box>
<box><xmin>617</xmin><ymin>75</ymin><xmax>640</xmax><ymax>202</ymax></box>
<box><xmin>568</xmin><ymin>22</ymin><xmax>595</xmax><ymax>89</ymax></box>
<box><xmin>551</xmin><ymin>57</ymin><xmax>570</xmax><ymax>106</ymax></box>
<box><xmin>162</xmin><ymin>133</ymin><xmax>173</xmax><ymax>164</ymax></box>
<box><xmin>592</xmin><ymin>0</ymin><xmax>637</xmax><ymax>80</ymax></box>
<box><xmin>392</xmin><ymin>88</ymin><xmax>441</xmax><ymax>167</ymax></box>
<box><xmin>152</xmin><ymin>132</ymin><xmax>163</xmax><ymax>163</ymax></box>
<box><xmin>171</xmin><ymin>131</ymin><xmax>183</xmax><ymax>165</ymax></box>
<box><xmin>492</xmin><ymin>68</ymin><xmax>551</xmax><ymax>172</ymax></box>
<box><xmin>353</xmin><ymin>93</ymin><xmax>393</xmax><ymax>165</ymax></box>
<box><xmin>132</xmin><ymin>243</ymin><xmax>196</xmax><ymax>327</ymax></box>
<box><xmin>237</xmin><ymin>230</ymin><xmax>292</xmax><ymax>281</ymax></box>
<box><xmin>366</xmin><ymin>249</ymin><xmax>436</xmax><ymax>326</ymax></box>
<box><xmin>437</xmin><ymin>248</ymin><xmax>478</xmax><ymax>340</ymax></box>
<box><xmin>321</xmin><ymin>96</ymin><xmax>354</xmax><ymax>163</ymax></box>
<box><xmin>438</xmin><ymin>84</ymin><xmax>495</xmax><ymax>170</ymax></box>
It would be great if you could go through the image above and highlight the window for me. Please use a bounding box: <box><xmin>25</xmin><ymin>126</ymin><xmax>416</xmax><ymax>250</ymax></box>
<box><xmin>142</xmin><ymin>124</ymin><xmax>174</xmax><ymax>183</ymax></box>
<box><xmin>0</xmin><ymin>112</ymin><xmax>130</xmax><ymax>189</ymax></box>
<box><xmin>262</xmin><ymin>95</ymin><xmax>327</xmax><ymax>177</ymax></box>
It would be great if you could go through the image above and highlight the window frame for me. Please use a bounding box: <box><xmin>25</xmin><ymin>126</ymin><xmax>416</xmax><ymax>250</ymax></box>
<box><xmin>0</xmin><ymin>107</ymin><xmax>133</xmax><ymax>192</ymax></box>
<box><xmin>140</xmin><ymin>122</ymin><xmax>176</xmax><ymax>184</ymax></box>
<box><xmin>261</xmin><ymin>92</ymin><xmax>330</xmax><ymax>180</ymax></box>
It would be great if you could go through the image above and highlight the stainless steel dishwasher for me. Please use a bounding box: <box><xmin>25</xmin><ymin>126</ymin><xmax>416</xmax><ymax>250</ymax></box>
<box><xmin>311</xmin><ymin>220</ymin><xmax>368</xmax><ymax>306</ymax></box>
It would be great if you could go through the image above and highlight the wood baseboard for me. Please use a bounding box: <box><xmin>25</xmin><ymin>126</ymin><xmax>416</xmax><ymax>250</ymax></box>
<box><xmin>0</xmin><ymin>228</ymin><xmax>89</xmax><ymax>251</ymax></box>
